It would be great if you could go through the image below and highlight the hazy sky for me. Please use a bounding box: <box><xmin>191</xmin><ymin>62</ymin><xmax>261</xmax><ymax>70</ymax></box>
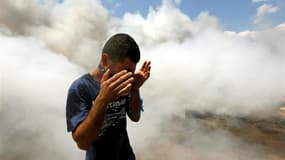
<box><xmin>101</xmin><ymin>0</ymin><xmax>285</xmax><ymax>31</ymax></box>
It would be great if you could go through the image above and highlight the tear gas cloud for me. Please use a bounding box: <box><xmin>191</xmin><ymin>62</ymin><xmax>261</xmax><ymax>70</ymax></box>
<box><xmin>0</xmin><ymin>0</ymin><xmax>284</xmax><ymax>159</ymax></box>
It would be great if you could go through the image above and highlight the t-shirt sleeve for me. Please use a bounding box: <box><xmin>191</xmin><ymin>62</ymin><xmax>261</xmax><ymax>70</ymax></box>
<box><xmin>66</xmin><ymin>84</ymin><xmax>90</xmax><ymax>132</ymax></box>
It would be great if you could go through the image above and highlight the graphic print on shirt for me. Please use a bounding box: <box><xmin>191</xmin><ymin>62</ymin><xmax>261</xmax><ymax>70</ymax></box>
<box><xmin>99</xmin><ymin>97</ymin><xmax>128</xmax><ymax>137</ymax></box>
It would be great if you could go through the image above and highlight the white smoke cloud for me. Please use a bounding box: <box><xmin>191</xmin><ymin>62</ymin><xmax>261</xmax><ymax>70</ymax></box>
<box><xmin>109</xmin><ymin>1</ymin><xmax>192</xmax><ymax>46</ymax></box>
<box><xmin>29</xmin><ymin>0</ymin><xmax>109</xmax><ymax>69</ymax></box>
<box><xmin>128</xmin><ymin>25</ymin><xmax>285</xmax><ymax>158</ymax></box>
<box><xmin>109</xmin><ymin>1</ymin><xmax>220</xmax><ymax>46</ymax></box>
<box><xmin>0</xmin><ymin>0</ymin><xmax>109</xmax><ymax>69</ymax></box>
<box><xmin>256</xmin><ymin>4</ymin><xmax>279</xmax><ymax>17</ymax></box>
<box><xmin>254</xmin><ymin>4</ymin><xmax>280</xmax><ymax>25</ymax></box>
<box><xmin>0</xmin><ymin>33</ymin><xmax>85</xmax><ymax>159</ymax></box>
<box><xmin>0</xmin><ymin>0</ymin><xmax>284</xmax><ymax>160</ymax></box>
<box><xmin>0</xmin><ymin>0</ymin><xmax>49</xmax><ymax>34</ymax></box>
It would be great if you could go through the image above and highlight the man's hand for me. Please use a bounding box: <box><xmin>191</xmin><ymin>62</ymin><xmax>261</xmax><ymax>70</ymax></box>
<box><xmin>98</xmin><ymin>69</ymin><xmax>134</xmax><ymax>103</ymax></box>
<box><xmin>72</xmin><ymin>69</ymin><xmax>133</xmax><ymax>150</ymax></box>
<box><xmin>132</xmin><ymin>61</ymin><xmax>151</xmax><ymax>90</ymax></box>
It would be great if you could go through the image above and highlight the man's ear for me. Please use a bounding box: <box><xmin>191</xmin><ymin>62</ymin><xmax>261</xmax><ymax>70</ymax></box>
<box><xmin>101</xmin><ymin>53</ymin><xmax>110</xmax><ymax>68</ymax></box>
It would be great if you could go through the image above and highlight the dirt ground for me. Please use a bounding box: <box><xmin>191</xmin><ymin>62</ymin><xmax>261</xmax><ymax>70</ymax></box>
<box><xmin>137</xmin><ymin>107</ymin><xmax>285</xmax><ymax>160</ymax></box>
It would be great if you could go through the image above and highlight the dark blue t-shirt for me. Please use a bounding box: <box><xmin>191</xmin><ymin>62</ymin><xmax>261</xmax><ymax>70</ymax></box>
<box><xmin>66</xmin><ymin>73</ymin><xmax>136</xmax><ymax>160</ymax></box>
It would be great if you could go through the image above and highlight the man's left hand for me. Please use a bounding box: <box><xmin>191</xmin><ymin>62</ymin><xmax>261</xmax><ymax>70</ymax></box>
<box><xmin>132</xmin><ymin>61</ymin><xmax>151</xmax><ymax>90</ymax></box>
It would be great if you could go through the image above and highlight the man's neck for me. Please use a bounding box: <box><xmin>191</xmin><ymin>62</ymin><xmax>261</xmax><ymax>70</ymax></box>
<box><xmin>90</xmin><ymin>68</ymin><xmax>103</xmax><ymax>82</ymax></box>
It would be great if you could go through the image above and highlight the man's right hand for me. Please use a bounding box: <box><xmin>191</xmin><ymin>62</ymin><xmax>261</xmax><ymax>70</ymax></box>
<box><xmin>98</xmin><ymin>69</ymin><xmax>134</xmax><ymax>103</ymax></box>
<box><xmin>72</xmin><ymin>69</ymin><xmax>133</xmax><ymax>150</ymax></box>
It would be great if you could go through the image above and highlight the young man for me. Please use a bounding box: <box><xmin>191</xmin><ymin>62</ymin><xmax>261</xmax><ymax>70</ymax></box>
<box><xmin>66</xmin><ymin>33</ymin><xmax>151</xmax><ymax>160</ymax></box>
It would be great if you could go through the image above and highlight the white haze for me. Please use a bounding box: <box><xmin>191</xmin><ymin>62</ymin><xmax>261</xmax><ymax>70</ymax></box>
<box><xmin>0</xmin><ymin>0</ymin><xmax>284</xmax><ymax>160</ymax></box>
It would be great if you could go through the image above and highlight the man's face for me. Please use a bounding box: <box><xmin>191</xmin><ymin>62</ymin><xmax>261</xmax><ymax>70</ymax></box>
<box><xmin>107</xmin><ymin>58</ymin><xmax>136</xmax><ymax>77</ymax></box>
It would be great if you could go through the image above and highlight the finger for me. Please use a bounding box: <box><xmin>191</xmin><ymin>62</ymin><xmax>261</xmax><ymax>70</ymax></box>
<box><xmin>148</xmin><ymin>65</ymin><xmax>151</xmax><ymax>71</ymax></box>
<box><xmin>140</xmin><ymin>61</ymin><xmax>148</xmax><ymax>70</ymax></box>
<box><xmin>140</xmin><ymin>61</ymin><xmax>150</xmax><ymax>74</ymax></box>
<box><xmin>114</xmin><ymin>77</ymin><xmax>134</xmax><ymax>92</ymax></box>
<box><xmin>146</xmin><ymin>61</ymin><xmax>151</xmax><ymax>71</ymax></box>
<box><xmin>109</xmin><ymin>72</ymin><xmax>133</xmax><ymax>89</ymax></box>
<box><xmin>101</xmin><ymin>69</ymin><xmax>110</xmax><ymax>82</ymax></box>
<box><xmin>118</xmin><ymin>83</ymin><xmax>132</xmax><ymax>97</ymax></box>
<box><xmin>107</xmin><ymin>70</ymin><xmax>127</xmax><ymax>83</ymax></box>
<box><xmin>142</xmin><ymin>61</ymin><xmax>151</xmax><ymax>72</ymax></box>
<box><xmin>144</xmin><ymin>62</ymin><xmax>151</xmax><ymax>77</ymax></box>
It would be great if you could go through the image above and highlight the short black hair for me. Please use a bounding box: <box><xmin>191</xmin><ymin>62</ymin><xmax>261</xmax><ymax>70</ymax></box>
<box><xmin>102</xmin><ymin>33</ymin><xmax>140</xmax><ymax>63</ymax></box>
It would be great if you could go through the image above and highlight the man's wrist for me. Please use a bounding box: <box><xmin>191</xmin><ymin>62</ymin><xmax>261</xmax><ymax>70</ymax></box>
<box><xmin>95</xmin><ymin>94</ymin><xmax>109</xmax><ymax>108</ymax></box>
<box><xmin>129</xmin><ymin>97</ymin><xmax>144</xmax><ymax>112</ymax></box>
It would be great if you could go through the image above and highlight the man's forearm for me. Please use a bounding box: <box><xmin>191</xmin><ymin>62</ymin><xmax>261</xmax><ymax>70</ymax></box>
<box><xmin>72</xmin><ymin>96</ymin><xmax>108</xmax><ymax>150</ymax></box>
<box><xmin>128</xmin><ymin>89</ymin><xmax>141</xmax><ymax>122</ymax></box>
